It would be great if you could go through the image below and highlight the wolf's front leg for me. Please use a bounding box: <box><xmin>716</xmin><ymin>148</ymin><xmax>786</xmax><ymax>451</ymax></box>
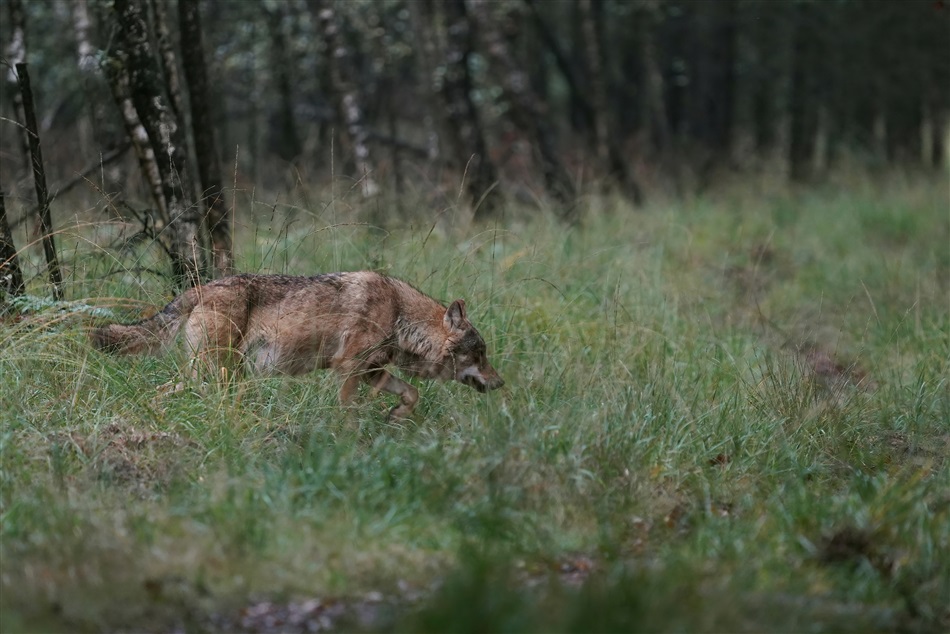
<box><xmin>338</xmin><ymin>373</ymin><xmax>361</xmax><ymax>405</ymax></box>
<box><xmin>364</xmin><ymin>368</ymin><xmax>418</xmax><ymax>420</ymax></box>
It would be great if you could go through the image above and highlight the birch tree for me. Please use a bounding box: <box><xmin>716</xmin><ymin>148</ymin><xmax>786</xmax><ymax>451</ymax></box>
<box><xmin>112</xmin><ymin>0</ymin><xmax>204</xmax><ymax>288</ymax></box>
<box><xmin>316</xmin><ymin>1</ymin><xmax>380</xmax><ymax>198</ymax></box>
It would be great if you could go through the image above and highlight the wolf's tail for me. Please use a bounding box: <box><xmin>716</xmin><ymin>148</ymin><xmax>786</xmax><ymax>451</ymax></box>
<box><xmin>91</xmin><ymin>293</ymin><xmax>192</xmax><ymax>355</ymax></box>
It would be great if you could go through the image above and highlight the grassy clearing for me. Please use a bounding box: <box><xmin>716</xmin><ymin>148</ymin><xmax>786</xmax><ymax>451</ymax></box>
<box><xmin>1</xmin><ymin>174</ymin><xmax>948</xmax><ymax>632</ymax></box>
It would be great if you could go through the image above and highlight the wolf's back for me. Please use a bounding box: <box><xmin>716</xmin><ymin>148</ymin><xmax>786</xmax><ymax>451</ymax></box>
<box><xmin>91</xmin><ymin>295</ymin><xmax>189</xmax><ymax>355</ymax></box>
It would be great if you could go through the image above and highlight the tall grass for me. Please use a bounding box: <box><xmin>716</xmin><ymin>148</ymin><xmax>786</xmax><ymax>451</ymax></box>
<box><xmin>1</xmin><ymin>175</ymin><xmax>947</xmax><ymax>632</ymax></box>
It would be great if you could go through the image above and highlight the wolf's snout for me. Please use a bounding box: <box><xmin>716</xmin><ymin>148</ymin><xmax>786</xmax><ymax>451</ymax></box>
<box><xmin>458</xmin><ymin>364</ymin><xmax>504</xmax><ymax>392</ymax></box>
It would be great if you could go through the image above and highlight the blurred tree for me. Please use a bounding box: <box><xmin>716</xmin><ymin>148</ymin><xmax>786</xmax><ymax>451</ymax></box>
<box><xmin>579</xmin><ymin>0</ymin><xmax>643</xmax><ymax>203</ymax></box>
<box><xmin>418</xmin><ymin>0</ymin><xmax>503</xmax><ymax>220</ymax></box>
<box><xmin>788</xmin><ymin>0</ymin><xmax>820</xmax><ymax>182</ymax></box>
<box><xmin>17</xmin><ymin>63</ymin><xmax>63</xmax><ymax>300</ymax></box>
<box><xmin>180</xmin><ymin>0</ymin><xmax>233</xmax><ymax>276</ymax></box>
<box><xmin>316</xmin><ymin>0</ymin><xmax>380</xmax><ymax>198</ymax></box>
<box><xmin>4</xmin><ymin>0</ymin><xmax>30</xmax><ymax>173</ymax></box>
<box><xmin>3</xmin><ymin>0</ymin><xmax>946</xmax><ymax>227</ymax></box>
<box><xmin>468</xmin><ymin>0</ymin><xmax>576</xmax><ymax>207</ymax></box>
<box><xmin>524</xmin><ymin>0</ymin><xmax>595</xmax><ymax>138</ymax></box>
<box><xmin>264</xmin><ymin>2</ymin><xmax>303</xmax><ymax>163</ymax></box>
<box><xmin>636</xmin><ymin>1</ymin><xmax>672</xmax><ymax>161</ymax></box>
<box><xmin>150</xmin><ymin>0</ymin><xmax>185</xmax><ymax>125</ymax></box>
<box><xmin>111</xmin><ymin>0</ymin><xmax>203</xmax><ymax>288</ymax></box>
<box><xmin>0</xmin><ymin>189</ymin><xmax>25</xmax><ymax>299</ymax></box>
<box><xmin>101</xmin><ymin>42</ymin><xmax>168</xmax><ymax>223</ymax></box>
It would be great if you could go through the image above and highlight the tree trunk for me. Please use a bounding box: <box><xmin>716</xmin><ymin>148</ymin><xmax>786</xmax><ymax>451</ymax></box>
<box><xmin>750</xmin><ymin>4</ymin><xmax>776</xmax><ymax>159</ymax></box>
<box><xmin>264</xmin><ymin>5</ymin><xmax>302</xmax><ymax>163</ymax></box>
<box><xmin>424</xmin><ymin>0</ymin><xmax>502</xmax><ymax>220</ymax></box>
<box><xmin>524</xmin><ymin>0</ymin><xmax>594</xmax><ymax>135</ymax></box>
<box><xmin>16</xmin><ymin>63</ymin><xmax>63</xmax><ymax>300</ymax></box>
<box><xmin>113</xmin><ymin>0</ymin><xmax>204</xmax><ymax>289</ymax></box>
<box><xmin>0</xmin><ymin>189</ymin><xmax>26</xmax><ymax>299</ymax></box>
<box><xmin>101</xmin><ymin>54</ymin><xmax>168</xmax><ymax>223</ymax></box>
<box><xmin>579</xmin><ymin>0</ymin><xmax>609</xmax><ymax>167</ymax></box>
<box><xmin>468</xmin><ymin>0</ymin><xmax>575</xmax><ymax>206</ymax></box>
<box><xmin>408</xmin><ymin>1</ymin><xmax>441</xmax><ymax>163</ymax></box>
<box><xmin>5</xmin><ymin>0</ymin><xmax>30</xmax><ymax>175</ymax></box>
<box><xmin>637</xmin><ymin>0</ymin><xmax>671</xmax><ymax>158</ymax></box>
<box><xmin>179</xmin><ymin>0</ymin><xmax>233</xmax><ymax>276</ymax></box>
<box><xmin>71</xmin><ymin>0</ymin><xmax>97</xmax><ymax>152</ymax></box>
<box><xmin>149</xmin><ymin>0</ymin><xmax>185</xmax><ymax>124</ymax></box>
<box><xmin>579</xmin><ymin>0</ymin><xmax>642</xmax><ymax>203</ymax></box>
<box><xmin>788</xmin><ymin>2</ymin><xmax>818</xmax><ymax>182</ymax></box>
<box><xmin>710</xmin><ymin>0</ymin><xmax>736</xmax><ymax>157</ymax></box>
<box><xmin>316</xmin><ymin>1</ymin><xmax>380</xmax><ymax>198</ymax></box>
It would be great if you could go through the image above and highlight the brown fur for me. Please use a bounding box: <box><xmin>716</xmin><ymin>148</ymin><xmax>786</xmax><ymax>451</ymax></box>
<box><xmin>91</xmin><ymin>272</ymin><xmax>504</xmax><ymax>418</ymax></box>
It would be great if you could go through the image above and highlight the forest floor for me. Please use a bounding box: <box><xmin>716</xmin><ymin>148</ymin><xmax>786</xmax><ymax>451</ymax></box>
<box><xmin>1</xmin><ymin>173</ymin><xmax>948</xmax><ymax>632</ymax></box>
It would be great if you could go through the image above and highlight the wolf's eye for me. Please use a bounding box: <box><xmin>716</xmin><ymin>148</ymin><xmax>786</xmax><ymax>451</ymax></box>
<box><xmin>456</xmin><ymin>331</ymin><xmax>486</xmax><ymax>355</ymax></box>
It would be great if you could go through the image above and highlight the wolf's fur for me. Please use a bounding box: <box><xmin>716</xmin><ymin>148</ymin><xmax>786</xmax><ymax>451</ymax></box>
<box><xmin>91</xmin><ymin>272</ymin><xmax>504</xmax><ymax>418</ymax></box>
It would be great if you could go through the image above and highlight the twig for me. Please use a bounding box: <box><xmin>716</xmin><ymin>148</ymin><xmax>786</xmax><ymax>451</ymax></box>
<box><xmin>48</xmin><ymin>142</ymin><xmax>132</xmax><ymax>203</ymax></box>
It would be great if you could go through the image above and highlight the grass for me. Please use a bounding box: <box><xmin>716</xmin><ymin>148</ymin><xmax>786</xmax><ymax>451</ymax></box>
<box><xmin>1</xmin><ymin>173</ymin><xmax>948</xmax><ymax>632</ymax></box>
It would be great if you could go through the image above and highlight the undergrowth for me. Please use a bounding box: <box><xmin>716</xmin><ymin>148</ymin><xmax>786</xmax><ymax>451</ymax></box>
<box><xmin>1</xmin><ymin>174</ymin><xmax>947</xmax><ymax>632</ymax></box>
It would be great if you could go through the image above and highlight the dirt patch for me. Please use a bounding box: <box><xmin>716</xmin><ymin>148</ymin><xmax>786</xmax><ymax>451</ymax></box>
<box><xmin>818</xmin><ymin>525</ymin><xmax>893</xmax><ymax>576</ymax></box>
<box><xmin>797</xmin><ymin>342</ymin><xmax>877</xmax><ymax>393</ymax></box>
<box><xmin>210</xmin><ymin>554</ymin><xmax>601</xmax><ymax>633</ymax></box>
<box><xmin>211</xmin><ymin>595</ymin><xmax>392</xmax><ymax>633</ymax></box>
<box><xmin>53</xmin><ymin>420</ymin><xmax>194</xmax><ymax>494</ymax></box>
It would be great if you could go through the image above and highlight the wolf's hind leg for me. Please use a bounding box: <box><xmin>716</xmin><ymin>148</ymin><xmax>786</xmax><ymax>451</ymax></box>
<box><xmin>183</xmin><ymin>308</ymin><xmax>245</xmax><ymax>384</ymax></box>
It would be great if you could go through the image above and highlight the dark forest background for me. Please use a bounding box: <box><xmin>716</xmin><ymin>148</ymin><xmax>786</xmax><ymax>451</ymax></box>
<box><xmin>2</xmin><ymin>0</ymin><xmax>949</xmax><ymax>287</ymax></box>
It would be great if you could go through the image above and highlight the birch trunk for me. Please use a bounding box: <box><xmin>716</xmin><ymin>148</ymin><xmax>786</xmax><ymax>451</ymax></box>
<box><xmin>113</xmin><ymin>0</ymin><xmax>204</xmax><ymax>288</ymax></box>
<box><xmin>316</xmin><ymin>2</ymin><xmax>379</xmax><ymax>198</ymax></box>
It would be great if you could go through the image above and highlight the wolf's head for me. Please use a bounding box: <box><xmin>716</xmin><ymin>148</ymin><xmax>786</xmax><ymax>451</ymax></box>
<box><xmin>442</xmin><ymin>299</ymin><xmax>505</xmax><ymax>393</ymax></box>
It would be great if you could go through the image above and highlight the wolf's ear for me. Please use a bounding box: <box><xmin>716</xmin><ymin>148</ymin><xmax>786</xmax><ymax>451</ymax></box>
<box><xmin>444</xmin><ymin>299</ymin><xmax>468</xmax><ymax>331</ymax></box>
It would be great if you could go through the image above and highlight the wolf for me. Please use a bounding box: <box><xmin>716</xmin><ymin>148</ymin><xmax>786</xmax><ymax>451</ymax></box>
<box><xmin>91</xmin><ymin>272</ymin><xmax>504</xmax><ymax>418</ymax></box>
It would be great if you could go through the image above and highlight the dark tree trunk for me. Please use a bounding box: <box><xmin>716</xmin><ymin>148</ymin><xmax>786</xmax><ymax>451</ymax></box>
<box><xmin>637</xmin><ymin>0</ymin><xmax>671</xmax><ymax>158</ymax></box>
<box><xmin>5</xmin><ymin>0</ymin><xmax>30</xmax><ymax>175</ymax></box>
<box><xmin>264</xmin><ymin>5</ymin><xmax>302</xmax><ymax>163</ymax></box>
<box><xmin>315</xmin><ymin>1</ymin><xmax>380</xmax><ymax>198</ymax></box>
<box><xmin>0</xmin><ymin>189</ymin><xmax>26</xmax><ymax>299</ymax></box>
<box><xmin>788</xmin><ymin>2</ymin><xmax>818</xmax><ymax>182</ymax></box>
<box><xmin>468</xmin><ymin>0</ymin><xmax>575</xmax><ymax>206</ymax></box>
<box><xmin>179</xmin><ymin>0</ymin><xmax>233</xmax><ymax>276</ymax></box>
<box><xmin>408</xmin><ymin>0</ymin><xmax>442</xmax><ymax>163</ymax></box>
<box><xmin>113</xmin><ymin>0</ymin><xmax>204</xmax><ymax>289</ymax></box>
<box><xmin>524</xmin><ymin>0</ymin><xmax>594</xmax><ymax>135</ymax></box>
<box><xmin>788</xmin><ymin>4</ymin><xmax>818</xmax><ymax>182</ymax></box>
<box><xmin>661</xmin><ymin>2</ymin><xmax>688</xmax><ymax>141</ymax></box>
<box><xmin>579</xmin><ymin>0</ymin><xmax>609</xmax><ymax>167</ymax></box>
<box><xmin>709</xmin><ymin>0</ymin><xmax>736</xmax><ymax>156</ymax></box>
<box><xmin>150</xmin><ymin>0</ymin><xmax>185</xmax><ymax>123</ymax></box>
<box><xmin>579</xmin><ymin>0</ymin><xmax>642</xmax><ymax>203</ymax></box>
<box><xmin>16</xmin><ymin>63</ymin><xmax>63</xmax><ymax>300</ymax></box>
<box><xmin>750</xmin><ymin>3</ymin><xmax>776</xmax><ymax>158</ymax></box>
<box><xmin>425</xmin><ymin>0</ymin><xmax>502</xmax><ymax>220</ymax></box>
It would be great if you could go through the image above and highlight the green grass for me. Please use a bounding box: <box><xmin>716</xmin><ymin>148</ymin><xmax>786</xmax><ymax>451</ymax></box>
<box><xmin>1</xmin><ymin>174</ymin><xmax>948</xmax><ymax>632</ymax></box>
